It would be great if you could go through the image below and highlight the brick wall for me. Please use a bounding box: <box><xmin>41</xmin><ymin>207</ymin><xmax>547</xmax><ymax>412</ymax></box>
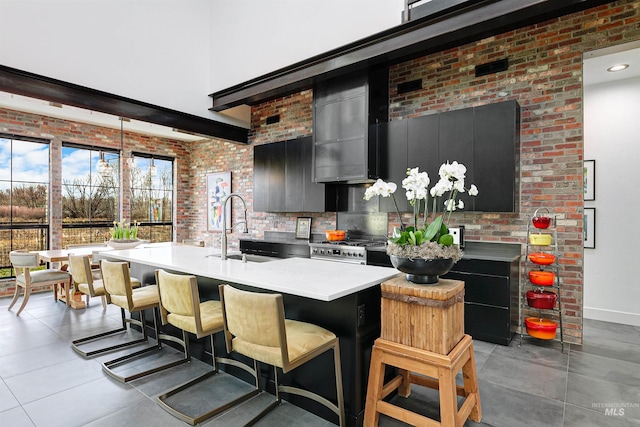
<box><xmin>235</xmin><ymin>0</ymin><xmax>640</xmax><ymax>344</ymax></box>
<box><xmin>186</xmin><ymin>89</ymin><xmax>336</xmax><ymax>251</ymax></box>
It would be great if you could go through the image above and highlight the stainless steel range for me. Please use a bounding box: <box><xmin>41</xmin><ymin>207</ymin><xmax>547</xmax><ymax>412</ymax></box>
<box><xmin>309</xmin><ymin>240</ymin><xmax>385</xmax><ymax>264</ymax></box>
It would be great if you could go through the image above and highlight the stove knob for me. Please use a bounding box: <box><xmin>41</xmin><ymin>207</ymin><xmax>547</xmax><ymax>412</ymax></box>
<box><xmin>358</xmin><ymin>253</ymin><xmax>364</xmax><ymax>257</ymax></box>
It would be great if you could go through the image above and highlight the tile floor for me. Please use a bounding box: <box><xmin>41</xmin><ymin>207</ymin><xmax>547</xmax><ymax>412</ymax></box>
<box><xmin>1</xmin><ymin>291</ymin><xmax>639</xmax><ymax>426</ymax></box>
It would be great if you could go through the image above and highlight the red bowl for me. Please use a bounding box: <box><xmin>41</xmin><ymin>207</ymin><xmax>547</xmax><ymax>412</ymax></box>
<box><xmin>528</xmin><ymin>253</ymin><xmax>556</xmax><ymax>265</ymax></box>
<box><xmin>525</xmin><ymin>317</ymin><xmax>557</xmax><ymax>340</ymax></box>
<box><xmin>526</xmin><ymin>289</ymin><xmax>557</xmax><ymax>309</ymax></box>
<box><xmin>529</xmin><ymin>270</ymin><xmax>556</xmax><ymax>286</ymax></box>
<box><xmin>532</xmin><ymin>216</ymin><xmax>551</xmax><ymax>229</ymax></box>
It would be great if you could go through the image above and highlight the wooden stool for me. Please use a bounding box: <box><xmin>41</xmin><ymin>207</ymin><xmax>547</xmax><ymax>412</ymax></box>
<box><xmin>364</xmin><ymin>335</ymin><xmax>481</xmax><ymax>427</ymax></box>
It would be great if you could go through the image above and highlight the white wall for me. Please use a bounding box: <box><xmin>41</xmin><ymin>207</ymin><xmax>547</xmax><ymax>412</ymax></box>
<box><xmin>583</xmin><ymin>75</ymin><xmax>640</xmax><ymax>326</ymax></box>
<box><xmin>209</xmin><ymin>0</ymin><xmax>405</xmax><ymax>92</ymax></box>
<box><xmin>0</xmin><ymin>0</ymin><xmax>404</xmax><ymax>126</ymax></box>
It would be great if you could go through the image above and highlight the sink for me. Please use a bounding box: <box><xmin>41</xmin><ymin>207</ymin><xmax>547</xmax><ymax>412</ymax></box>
<box><xmin>225</xmin><ymin>253</ymin><xmax>277</xmax><ymax>263</ymax></box>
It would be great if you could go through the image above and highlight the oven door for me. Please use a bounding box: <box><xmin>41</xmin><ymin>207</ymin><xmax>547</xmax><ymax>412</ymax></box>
<box><xmin>365</xmin><ymin>248</ymin><xmax>392</xmax><ymax>267</ymax></box>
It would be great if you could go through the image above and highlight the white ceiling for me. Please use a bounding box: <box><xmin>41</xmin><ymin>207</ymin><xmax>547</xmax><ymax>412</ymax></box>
<box><xmin>583</xmin><ymin>41</ymin><xmax>640</xmax><ymax>87</ymax></box>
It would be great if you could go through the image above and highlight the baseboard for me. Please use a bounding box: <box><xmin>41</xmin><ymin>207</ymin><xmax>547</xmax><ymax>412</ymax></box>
<box><xmin>583</xmin><ymin>307</ymin><xmax>640</xmax><ymax>327</ymax></box>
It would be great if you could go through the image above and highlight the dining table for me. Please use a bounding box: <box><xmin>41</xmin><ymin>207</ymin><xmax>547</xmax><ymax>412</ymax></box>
<box><xmin>33</xmin><ymin>246</ymin><xmax>110</xmax><ymax>309</ymax></box>
<box><xmin>33</xmin><ymin>242</ymin><xmax>166</xmax><ymax>309</ymax></box>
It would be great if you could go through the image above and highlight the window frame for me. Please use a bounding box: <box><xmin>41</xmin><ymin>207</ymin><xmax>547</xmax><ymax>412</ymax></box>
<box><xmin>0</xmin><ymin>134</ymin><xmax>51</xmax><ymax>277</ymax></box>
<box><xmin>129</xmin><ymin>152</ymin><xmax>174</xmax><ymax>242</ymax></box>
<box><xmin>60</xmin><ymin>142</ymin><xmax>121</xmax><ymax>247</ymax></box>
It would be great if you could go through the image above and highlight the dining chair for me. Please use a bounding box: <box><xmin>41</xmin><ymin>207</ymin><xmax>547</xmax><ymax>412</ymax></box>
<box><xmin>155</xmin><ymin>269</ymin><xmax>257</xmax><ymax>425</ymax></box>
<box><xmin>68</xmin><ymin>255</ymin><xmax>139</xmax><ymax>358</ymax></box>
<box><xmin>219</xmin><ymin>284</ymin><xmax>345</xmax><ymax>426</ymax></box>
<box><xmin>8</xmin><ymin>250</ymin><xmax>72</xmax><ymax>316</ymax></box>
<box><xmin>99</xmin><ymin>260</ymin><xmax>186</xmax><ymax>382</ymax></box>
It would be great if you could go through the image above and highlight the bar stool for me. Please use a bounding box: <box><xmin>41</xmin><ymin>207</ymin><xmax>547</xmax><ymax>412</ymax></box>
<box><xmin>154</xmin><ymin>269</ymin><xmax>258</xmax><ymax>425</ymax></box>
<box><xmin>69</xmin><ymin>255</ymin><xmax>143</xmax><ymax>358</ymax></box>
<box><xmin>219</xmin><ymin>284</ymin><xmax>345</xmax><ymax>427</ymax></box>
<box><xmin>99</xmin><ymin>260</ymin><xmax>187</xmax><ymax>382</ymax></box>
<box><xmin>8</xmin><ymin>250</ymin><xmax>72</xmax><ymax>316</ymax></box>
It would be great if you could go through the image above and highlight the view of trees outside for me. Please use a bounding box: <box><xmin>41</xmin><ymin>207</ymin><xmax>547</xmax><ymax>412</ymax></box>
<box><xmin>60</xmin><ymin>149</ymin><xmax>174</xmax><ymax>246</ymax></box>
<box><xmin>1</xmin><ymin>139</ymin><xmax>174</xmax><ymax>278</ymax></box>
<box><xmin>0</xmin><ymin>137</ymin><xmax>50</xmax><ymax>277</ymax></box>
<box><xmin>61</xmin><ymin>145</ymin><xmax>119</xmax><ymax>246</ymax></box>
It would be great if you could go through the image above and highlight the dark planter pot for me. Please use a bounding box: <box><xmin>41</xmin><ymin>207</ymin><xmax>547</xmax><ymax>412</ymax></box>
<box><xmin>389</xmin><ymin>255</ymin><xmax>455</xmax><ymax>284</ymax></box>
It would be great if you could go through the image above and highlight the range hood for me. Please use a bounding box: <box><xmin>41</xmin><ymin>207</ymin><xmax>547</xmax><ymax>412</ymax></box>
<box><xmin>312</xmin><ymin>68</ymin><xmax>388</xmax><ymax>184</ymax></box>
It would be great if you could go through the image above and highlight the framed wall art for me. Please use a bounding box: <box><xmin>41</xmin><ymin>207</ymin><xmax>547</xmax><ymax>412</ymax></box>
<box><xmin>207</xmin><ymin>172</ymin><xmax>231</xmax><ymax>232</ymax></box>
<box><xmin>583</xmin><ymin>160</ymin><xmax>595</xmax><ymax>201</ymax></box>
<box><xmin>295</xmin><ymin>217</ymin><xmax>312</xmax><ymax>239</ymax></box>
<box><xmin>584</xmin><ymin>207</ymin><xmax>596</xmax><ymax>249</ymax></box>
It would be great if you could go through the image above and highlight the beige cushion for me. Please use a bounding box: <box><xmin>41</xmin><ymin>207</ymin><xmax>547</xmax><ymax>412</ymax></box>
<box><xmin>16</xmin><ymin>269</ymin><xmax>70</xmax><ymax>286</ymax></box>
<box><xmin>167</xmin><ymin>300</ymin><xmax>223</xmax><ymax>335</ymax></box>
<box><xmin>232</xmin><ymin>319</ymin><xmax>336</xmax><ymax>368</ymax></box>
<box><xmin>9</xmin><ymin>251</ymin><xmax>38</xmax><ymax>267</ymax></box>
<box><xmin>77</xmin><ymin>277</ymin><xmax>140</xmax><ymax>297</ymax></box>
<box><xmin>78</xmin><ymin>280</ymin><xmax>105</xmax><ymax>297</ymax></box>
<box><xmin>157</xmin><ymin>272</ymin><xmax>195</xmax><ymax>316</ymax></box>
<box><xmin>110</xmin><ymin>284</ymin><xmax>159</xmax><ymax>311</ymax></box>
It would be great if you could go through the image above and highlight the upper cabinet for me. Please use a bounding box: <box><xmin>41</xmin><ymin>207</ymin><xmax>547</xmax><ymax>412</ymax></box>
<box><xmin>376</xmin><ymin>100</ymin><xmax>519</xmax><ymax>213</ymax></box>
<box><xmin>472</xmin><ymin>101</ymin><xmax>519</xmax><ymax>212</ymax></box>
<box><xmin>312</xmin><ymin>69</ymin><xmax>388</xmax><ymax>183</ymax></box>
<box><xmin>253</xmin><ymin>137</ymin><xmax>336</xmax><ymax>213</ymax></box>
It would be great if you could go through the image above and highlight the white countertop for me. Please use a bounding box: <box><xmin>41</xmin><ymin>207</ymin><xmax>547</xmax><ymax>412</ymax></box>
<box><xmin>98</xmin><ymin>244</ymin><xmax>399</xmax><ymax>301</ymax></box>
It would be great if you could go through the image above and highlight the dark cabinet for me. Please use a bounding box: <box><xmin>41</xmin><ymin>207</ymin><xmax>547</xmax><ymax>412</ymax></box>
<box><xmin>377</xmin><ymin>100</ymin><xmax>518</xmax><ymax>213</ymax></box>
<box><xmin>443</xmin><ymin>258</ymin><xmax>519</xmax><ymax>345</ymax></box>
<box><xmin>439</xmin><ymin>108</ymin><xmax>475</xmax><ymax>210</ymax></box>
<box><xmin>473</xmin><ymin>101</ymin><xmax>518</xmax><ymax>212</ymax></box>
<box><xmin>253</xmin><ymin>141</ymin><xmax>284</xmax><ymax>212</ymax></box>
<box><xmin>253</xmin><ymin>137</ymin><xmax>334</xmax><ymax>212</ymax></box>
<box><xmin>378</xmin><ymin>120</ymin><xmax>409</xmax><ymax>213</ymax></box>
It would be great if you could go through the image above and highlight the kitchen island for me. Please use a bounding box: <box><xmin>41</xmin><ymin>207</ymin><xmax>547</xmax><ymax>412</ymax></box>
<box><xmin>96</xmin><ymin>244</ymin><xmax>399</xmax><ymax>426</ymax></box>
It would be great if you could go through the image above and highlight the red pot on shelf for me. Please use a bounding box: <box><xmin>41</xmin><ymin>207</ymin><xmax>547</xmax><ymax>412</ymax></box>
<box><xmin>531</xmin><ymin>207</ymin><xmax>552</xmax><ymax>229</ymax></box>
<box><xmin>526</xmin><ymin>289</ymin><xmax>557</xmax><ymax>309</ymax></box>
<box><xmin>525</xmin><ymin>317</ymin><xmax>557</xmax><ymax>340</ymax></box>
<box><xmin>528</xmin><ymin>270</ymin><xmax>556</xmax><ymax>286</ymax></box>
<box><xmin>528</xmin><ymin>252</ymin><xmax>556</xmax><ymax>265</ymax></box>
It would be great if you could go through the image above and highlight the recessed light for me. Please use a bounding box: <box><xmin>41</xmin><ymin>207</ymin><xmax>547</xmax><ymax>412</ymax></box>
<box><xmin>607</xmin><ymin>64</ymin><xmax>629</xmax><ymax>72</ymax></box>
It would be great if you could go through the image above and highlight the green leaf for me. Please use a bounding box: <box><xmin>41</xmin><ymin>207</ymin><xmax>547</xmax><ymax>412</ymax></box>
<box><xmin>424</xmin><ymin>215</ymin><xmax>443</xmax><ymax>241</ymax></box>
<box><xmin>439</xmin><ymin>234</ymin><xmax>454</xmax><ymax>246</ymax></box>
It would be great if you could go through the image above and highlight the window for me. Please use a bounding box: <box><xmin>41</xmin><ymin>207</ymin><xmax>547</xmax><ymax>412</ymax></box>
<box><xmin>61</xmin><ymin>144</ymin><xmax>119</xmax><ymax>247</ymax></box>
<box><xmin>130</xmin><ymin>154</ymin><xmax>173</xmax><ymax>242</ymax></box>
<box><xmin>0</xmin><ymin>136</ymin><xmax>50</xmax><ymax>277</ymax></box>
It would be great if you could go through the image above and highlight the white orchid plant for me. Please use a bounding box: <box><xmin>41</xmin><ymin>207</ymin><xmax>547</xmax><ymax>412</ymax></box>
<box><xmin>364</xmin><ymin>161</ymin><xmax>478</xmax><ymax>255</ymax></box>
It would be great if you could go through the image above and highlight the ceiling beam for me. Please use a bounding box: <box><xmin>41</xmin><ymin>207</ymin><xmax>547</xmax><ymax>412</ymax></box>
<box><xmin>0</xmin><ymin>65</ymin><xmax>248</xmax><ymax>143</ymax></box>
<box><xmin>210</xmin><ymin>0</ymin><xmax>613</xmax><ymax>111</ymax></box>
